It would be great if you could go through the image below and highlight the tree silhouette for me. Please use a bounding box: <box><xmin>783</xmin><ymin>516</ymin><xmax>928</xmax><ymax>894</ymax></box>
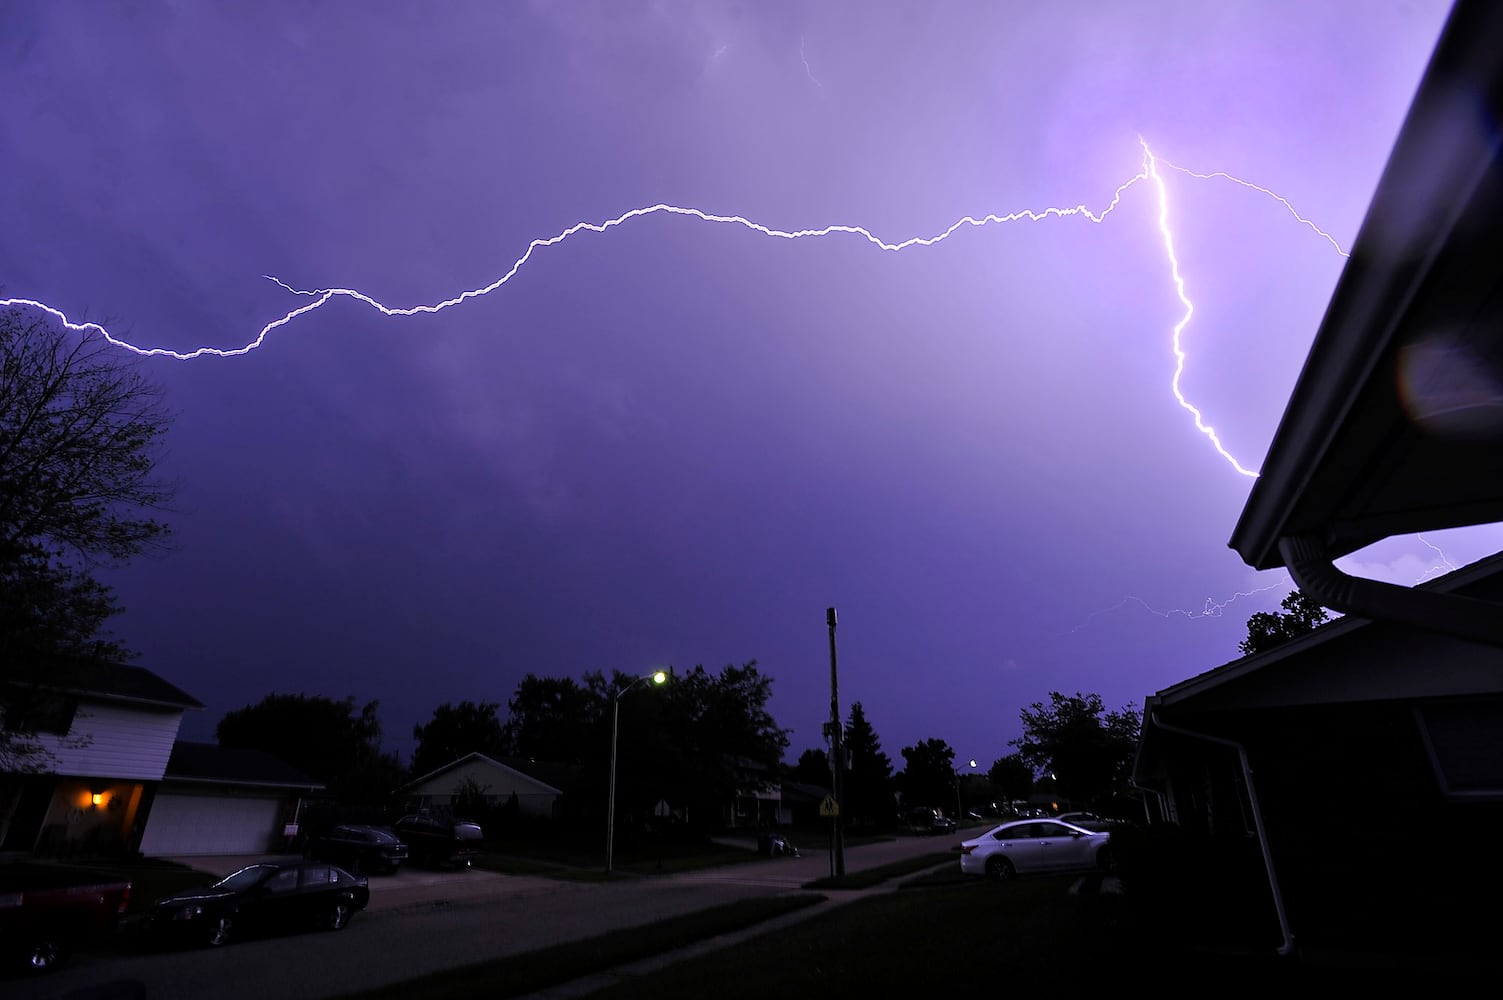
<box><xmin>843</xmin><ymin>701</ymin><xmax>894</xmax><ymax>828</ymax></box>
<box><xmin>1239</xmin><ymin>589</ymin><xmax>1330</xmax><ymax>655</ymax></box>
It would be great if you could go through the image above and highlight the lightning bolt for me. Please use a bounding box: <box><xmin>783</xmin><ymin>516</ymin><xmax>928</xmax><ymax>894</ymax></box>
<box><xmin>800</xmin><ymin>36</ymin><xmax>823</xmax><ymax>90</ymax></box>
<box><xmin>1414</xmin><ymin>534</ymin><xmax>1460</xmax><ymax>583</ymax></box>
<box><xmin>1066</xmin><ymin>582</ymin><xmax>1286</xmax><ymax>634</ymax></box>
<box><xmin>1</xmin><ymin>139</ymin><xmax>1344</xmax><ymax>480</ymax></box>
<box><xmin>1141</xmin><ymin>139</ymin><xmax>1261</xmax><ymax>479</ymax></box>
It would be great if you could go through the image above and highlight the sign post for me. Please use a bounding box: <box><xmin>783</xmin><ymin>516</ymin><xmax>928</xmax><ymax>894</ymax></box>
<box><xmin>819</xmin><ymin>794</ymin><xmax>839</xmax><ymax>876</ymax></box>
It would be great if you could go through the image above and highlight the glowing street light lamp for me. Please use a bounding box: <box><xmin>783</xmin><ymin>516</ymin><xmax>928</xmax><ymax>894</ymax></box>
<box><xmin>955</xmin><ymin>759</ymin><xmax>978</xmax><ymax>821</ymax></box>
<box><xmin>606</xmin><ymin>669</ymin><xmax>669</xmax><ymax>874</ymax></box>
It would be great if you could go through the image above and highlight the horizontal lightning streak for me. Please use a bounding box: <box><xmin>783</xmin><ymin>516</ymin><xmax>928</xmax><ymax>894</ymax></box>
<box><xmin>1</xmin><ymin>175</ymin><xmax>1147</xmax><ymax>361</ymax></box>
<box><xmin>1066</xmin><ymin>582</ymin><xmax>1286</xmax><ymax>634</ymax></box>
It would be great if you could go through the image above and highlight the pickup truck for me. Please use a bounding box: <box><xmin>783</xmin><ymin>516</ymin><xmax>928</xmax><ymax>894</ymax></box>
<box><xmin>0</xmin><ymin>861</ymin><xmax>133</xmax><ymax>973</ymax></box>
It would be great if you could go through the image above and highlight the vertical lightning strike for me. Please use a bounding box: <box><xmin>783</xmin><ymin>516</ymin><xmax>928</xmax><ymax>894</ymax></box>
<box><xmin>800</xmin><ymin>36</ymin><xmax>824</xmax><ymax>89</ymax></box>
<box><xmin>1141</xmin><ymin>138</ymin><xmax>1261</xmax><ymax>479</ymax></box>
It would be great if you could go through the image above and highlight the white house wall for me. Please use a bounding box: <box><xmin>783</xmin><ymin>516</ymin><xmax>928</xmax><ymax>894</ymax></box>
<box><xmin>406</xmin><ymin>758</ymin><xmax>559</xmax><ymax>819</ymax></box>
<box><xmin>38</xmin><ymin>701</ymin><xmax>184</xmax><ymax>780</ymax></box>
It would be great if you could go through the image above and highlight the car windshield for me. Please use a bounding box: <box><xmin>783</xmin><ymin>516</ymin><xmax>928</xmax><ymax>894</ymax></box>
<box><xmin>455</xmin><ymin>824</ymin><xmax>483</xmax><ymax>841</ymax></box>
<box><xmin>213</xmin><ymin>865</ymin><xmax>276</xmax><ymax>891</ymax></box>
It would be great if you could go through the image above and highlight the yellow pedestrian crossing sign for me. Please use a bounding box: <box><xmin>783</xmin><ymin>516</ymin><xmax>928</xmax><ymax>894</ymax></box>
<box><xmin>819</xmin><ymin>795</ymin><xmax>839</xmax><ymax>817</ymax></box>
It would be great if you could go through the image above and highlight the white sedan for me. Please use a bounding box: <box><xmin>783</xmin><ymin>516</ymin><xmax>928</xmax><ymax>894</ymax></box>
<box><xmin>958</xmin><ymin>818</ymin><xmax>1114</xmax><ymax>880</ymax></box>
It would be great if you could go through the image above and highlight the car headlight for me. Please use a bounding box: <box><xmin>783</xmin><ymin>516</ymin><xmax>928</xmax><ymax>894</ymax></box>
<box><xmin>171</xmin><ymin>905</ymin><xmax>205</xmax><ymax>920</ymax></box>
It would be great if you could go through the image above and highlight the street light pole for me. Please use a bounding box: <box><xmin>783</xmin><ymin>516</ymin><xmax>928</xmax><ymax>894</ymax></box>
<box><xmin>606</xmin><ymin>669</ymin><xmax>668</xmax><ymax>875</ymax></box>
<box><xmin>955</xmin><ymin>759</ymin><xmax>977</xmax><ymax>821</ymax></box>
<box><xmin>826</xmin><ymin>607</ymin><xmax>845</xmax><ymax>877</ymax></box>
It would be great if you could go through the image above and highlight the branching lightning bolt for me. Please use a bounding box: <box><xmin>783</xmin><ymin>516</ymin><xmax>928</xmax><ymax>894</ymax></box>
<box><xmin>2</xmin><ymin>139</ymin><xmax>1348</xmax><ymax>480</ymax></box>
<box><xmin>1160</xmin><ymin>159</ymin><xmax>1350</xmax><ymax>258</ymax></box>
<box><xmin>1065</xmin><ymin>581</ymin><xmax>1286</xmax><ymax>634</ymax></box>
<box><xmin>12</xmin><ymin>136</ymin><xmax>1456</xmax><ymax>633</ymax></box>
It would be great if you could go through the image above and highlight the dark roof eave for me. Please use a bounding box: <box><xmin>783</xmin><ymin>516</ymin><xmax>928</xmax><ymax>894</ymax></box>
<box><xmin>162</xmin><ymin>775</ymin><xmax>325</xmax><ymax>791</ymax></box>
<box><xmin>1230</xmin><ymin>0</ymin><xmax>1503</xmax><ymax>570</ymax></box>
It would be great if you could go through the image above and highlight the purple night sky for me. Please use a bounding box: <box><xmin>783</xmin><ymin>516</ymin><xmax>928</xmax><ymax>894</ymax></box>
<box><xmin>6</xmin><ymin>1</ymin><xmax>1497</xmax><ymax>769</ymax></box>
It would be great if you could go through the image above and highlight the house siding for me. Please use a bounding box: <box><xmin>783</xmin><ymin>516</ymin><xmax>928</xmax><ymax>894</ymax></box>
<box><xmin>405</xmin><ymin>758</ymin><xmax>561</xmax><ymax>820</ymax></box>
<box><xmin>38</xmin><ymin>700</ymin><xmax>184</xmax><ymax>780</ymax></box>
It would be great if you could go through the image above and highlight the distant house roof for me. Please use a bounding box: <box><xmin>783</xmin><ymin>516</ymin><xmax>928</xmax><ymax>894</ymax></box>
<box><xmin>1231</xmin><ymin>0</ymin><xmax>1503</xmax><ymax>572</ymax></box>
<box><xmin>164</xmin><ymin>741</ymin><xmax>324</xmax><ymax>790</ymax></box>
<box><xmin>400</xmin><ymin>753</ymin><xmax>567</xmax><ymax>795</ymax></box>
<box><xmin>780</xmin><ymin>780</ymin><xmax>830</xmax><ymax>804</ymax></box>
<box><xmin>25</xmin><ymin>661</ymin><xmax>205</xmax><ymax>711</ymax></box>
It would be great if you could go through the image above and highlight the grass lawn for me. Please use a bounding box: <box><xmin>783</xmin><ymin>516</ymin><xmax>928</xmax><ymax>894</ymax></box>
<box><xmin>801</xmin><ymin>851</ymin><xmax>954</xmax><ymax>890</ymax></box>
<box><xmin>336</xmin><ymin>893</ymin><xmax>827</xmax><ymax>1000</ymax></box>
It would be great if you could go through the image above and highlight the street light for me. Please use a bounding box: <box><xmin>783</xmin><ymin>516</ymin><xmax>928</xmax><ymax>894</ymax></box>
<box><xmin>606</xmin><ymin>669</ymin><xmax>669</xmax><ymax>874</ymax></box>
<box><xmin>955</xmin><ymin>759</ymin><xmax>977</xmax><ymax>821</ymax></box>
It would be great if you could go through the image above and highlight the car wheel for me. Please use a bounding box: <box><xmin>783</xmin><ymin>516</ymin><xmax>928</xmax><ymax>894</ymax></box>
<box><xmin>23</xmin><ymin>936</ymin><xmax>70</xmax><ymax>973</ymax></box>
<box><xmin>985</xmin><ymin>856</ymin><xmax>1016</xmax><ymax>882</ymax></box>
<box><xmin>327</xmin><ymin>902</ymin><xmax>354</xmax><ymax>931</ymax></box>
<box><xmin>206</xmin><ymin>915</ymin><xmax>233</xmax><ymax>947</ymax></box>
<box><xmin>1096</xmin><ymin>846</ymin><xmax>1116</xmax><ymax>873</ymax></box>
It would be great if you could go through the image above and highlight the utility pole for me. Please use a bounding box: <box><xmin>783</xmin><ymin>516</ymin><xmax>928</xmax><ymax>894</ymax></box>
<box><xmin>826</xmin><ymin>607</ymin><xmax>846</xmax><ymax>877</ymax></box>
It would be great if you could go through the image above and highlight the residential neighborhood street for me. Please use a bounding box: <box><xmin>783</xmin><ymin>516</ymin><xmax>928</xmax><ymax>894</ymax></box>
<box><xmin>5</xmin><ymin>834</ymin><xmax>957</xmax><ymax>1000</ymax></box>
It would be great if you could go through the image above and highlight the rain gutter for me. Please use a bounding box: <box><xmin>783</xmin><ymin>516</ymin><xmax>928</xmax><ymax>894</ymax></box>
<box><xmin>1278</xmin><ymin>534</ymin><xmax>1503</xmax><ymax>647</ymax></box>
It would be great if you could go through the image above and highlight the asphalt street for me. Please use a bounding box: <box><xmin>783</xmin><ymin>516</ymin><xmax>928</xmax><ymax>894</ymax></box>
<box><xmin>6</xmin><ymin>832</ymin><xmax>961</xmax><ymax>1000</ymax></box>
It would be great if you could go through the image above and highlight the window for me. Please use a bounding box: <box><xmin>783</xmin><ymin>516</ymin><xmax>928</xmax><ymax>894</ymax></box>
<box><xmin>1416</xmin><ymin>698</ymin><xmax>1503</xmax><ymax>799</ymax></box>
<box><xmin>299</xmin><ymin>866</ymin><xmax>333</xmax><ymax>887</ymax></box>
<box><xmin>266</xmin><ymin>868</ymin><xmax>300</xmax><ymax>893</ymax></box>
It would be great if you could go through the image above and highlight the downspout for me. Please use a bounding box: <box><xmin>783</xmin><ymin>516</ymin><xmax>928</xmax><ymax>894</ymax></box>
<box><xmin>1279</xmin><ymin>534</ymin><xmax>1503</xmax><ymax>647</ymax></box>
<box><xmin>1150</xmin><ymin>711</ymin><xmax>1296</xmax><ymax>957</ymax></box>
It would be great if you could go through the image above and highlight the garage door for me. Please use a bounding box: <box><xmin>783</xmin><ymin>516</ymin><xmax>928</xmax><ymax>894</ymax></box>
<box><xmin>138</xmin><ymin>790</ymin><xmax>283</xmax><ymax>856</ymax></box>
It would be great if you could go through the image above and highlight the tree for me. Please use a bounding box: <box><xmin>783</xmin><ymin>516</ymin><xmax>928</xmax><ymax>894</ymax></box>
<box><xmin>792</xmin><ymin>747</ymin><xmax>830</xmax><ymax>786</ymax></box>
<box><xmin>501</xmin><ymin>674</ymin><xmax>603</xmax><ymax>763</ymax></box>
<box><xmin>843</xmin><ymin>702</ymin><xmax>894</xmax><ymax>828</ymax></box>
<box><xmin>1</xmin><ymin>313</ymin><xmax>173</xmax><ymax>847</ymax></box>
<box><xmin>1010</xmin><ymin>692</ymin><xmax>1140</xmax><ymax>810</ymax></box>
<box><xmin>897</xmin><ymin>738</ymin><xmax>956</xmax><ymax>812</ymax></box>
<box><xmin>411</xmin><ymin>700</ymin><xmax>507</xmax><ymax>777</ymax></box>
<box><xmin>216</xmin><ymin>694</ymin><xmax>403</xmax><ymax>805</ymax></box>
<box><xmin>988</xmin><ymin>752</ymin><xmax>1035</xmax><ymax>803</ymax></box>
<box><xmin>1239</xmin><ymin>589</ymin><xmax>1331</xmax><ymax>655</ymax></box>
<box><xmin>1</xmin><ymin>313</ymin><xmax>173</xmax><ymax>770</ymax></box>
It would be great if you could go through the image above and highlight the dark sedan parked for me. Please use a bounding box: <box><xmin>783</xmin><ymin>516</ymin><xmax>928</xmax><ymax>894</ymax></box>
<box><xmin>141</xmin><ymin>861</ymin><xmax>368</xmax><ymax>948</ymax></box>
<box><xmin>393</xmin><ymin>814</ymin><xmax>483</xmax><ymax>868</ymax></box>
<box><xmin>306</xmin><ymin>824</ymin><xmax>409</xmax><ymax>874</ymax></box>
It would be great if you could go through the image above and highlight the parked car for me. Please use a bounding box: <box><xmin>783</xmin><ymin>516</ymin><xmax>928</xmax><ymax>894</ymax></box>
<box><xmin>306</xmin><ymin>824</ymin><xmax>409</xmax><ymax>874</ymax></box>
<box><xmin>140</xmin><ymin>861</ymin><xmax>368</xmax><ymax>948</ymax></box>
<box><xmin>907</xmin><ymin>807</ymin><xmax>956</xmax><ymax>835</ymax></box>
<box><xmin>0</xmin><ymin>862</ymin><xmax>133</xmax><ymax>973</ymax></box>
<box><xmin>393</xmin><ymin>814</ymin><xmax>484</xmax><ymax>868</ymax></box>
<box><xmin>958</xmin><ymin>818</ymin><xmax>1114</xmax><ymax>881</ymax></box>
